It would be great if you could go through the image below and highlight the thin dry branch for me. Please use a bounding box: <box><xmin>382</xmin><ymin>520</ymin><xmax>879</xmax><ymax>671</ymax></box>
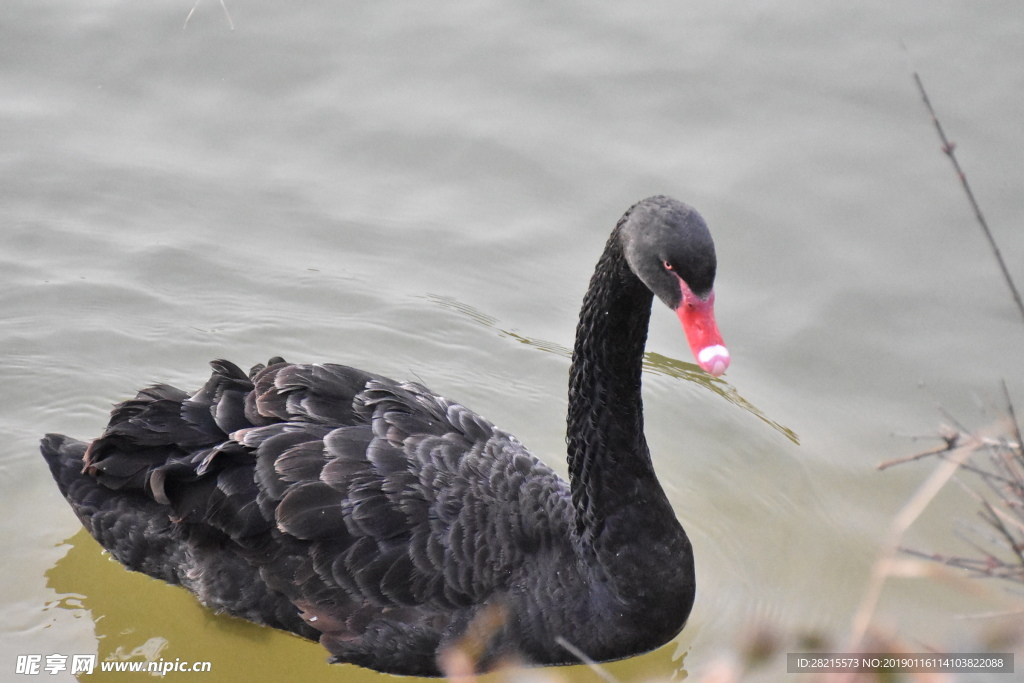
<box><xmin>554</xmin><ymin>637</ymin><xmax>622</xmax><ymax>683</ymax></box>
<box><xmin>877</xmin><ymin>426</ymin><xmax>960</xmax><ymax>470</ymax></box>
<box><xmin>911</xmin><ymin>71</ymin><xmax>1024</xmax><ymax>323</ymax></box>
<box><xmin>184</xmin><ymin>0</ymin><xmax>235</xmax><ymax>30</ymax></box>
<box><xmin>850</xmin><ymin>434</ymin><xmax>981</xmax><ymax>650</ymax></box>
<box><xmin>880</xmin><ymin>396</ymin><xmax>1024</xmax><ymax>591</ymax></box>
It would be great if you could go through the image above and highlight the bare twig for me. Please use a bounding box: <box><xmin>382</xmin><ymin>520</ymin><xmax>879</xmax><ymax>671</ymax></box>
<box><xmin>954</xmin><ymin>608</ymin><xmax>1024</xmax><ymax>620</ymax></box>
<box><xmin>881</xmin><ymin>396</ymin><xmax>1024</xmax><ymax>593</ymax></box>
<box><xmin>1002</xmin><ymin>380</ymin><xmax>1024</xmax><ymax>457</ymax></box>
<box><xmin>850</xmin><ymin>435</ymin><xmax>980</xmax><ymax>649</ymax></box>
<box><xmin>184</xmin><ymin>0</ymin><xmax>235</xmax><ymax>30</ymax></box>
<box><xmin>981</xmin><ymin>498</ymin><xmax>1024</xmax><ymax>566</ymax></box>
<box><xmin>877</xmin><ymin>427</ymin><xmax>959</xmax><ymax>470</ymax></box>
<box><xmin>912</xmin><ymin>71</ymin><xmax>1024</xmax><ymax>323</ymax></box>
<box><xmin>555</xmin><ymin>637</ymin><xmax>622</xmax><ymax>683</ymax></box>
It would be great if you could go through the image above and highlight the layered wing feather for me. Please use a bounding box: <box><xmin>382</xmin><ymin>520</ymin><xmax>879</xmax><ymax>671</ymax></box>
<box><xmin>51</xmin><ymin>357</ymin><xmax>572</xmax><ymax>674</ymax></box>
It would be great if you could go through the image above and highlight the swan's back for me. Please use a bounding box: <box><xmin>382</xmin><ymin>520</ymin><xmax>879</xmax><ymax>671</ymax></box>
<box><xmin>42</xmin><ymin>358</ymin><xmax>577</xmax><ymax>675</ymax></box>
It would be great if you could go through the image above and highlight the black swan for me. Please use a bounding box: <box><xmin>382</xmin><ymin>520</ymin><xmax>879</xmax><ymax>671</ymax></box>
<box><xmin>41</xmin><ymin>195</ymin><xmax>729</xmax><ymax>676</ymax></box>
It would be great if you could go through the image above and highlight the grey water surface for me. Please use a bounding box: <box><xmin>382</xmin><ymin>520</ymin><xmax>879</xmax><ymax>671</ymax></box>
<box><xmin>2</xmin><ymin>1</ymin><xmax>1022</xmax><ymax>681</ymax></box>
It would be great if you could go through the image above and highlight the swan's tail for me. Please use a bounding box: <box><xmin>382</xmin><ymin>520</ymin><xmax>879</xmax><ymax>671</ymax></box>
<box><xmin>40</xmin><ymin>433</ymin><xmax>327</xmax><ymax>639</ymax></box>
<box><xmin>40</xmin><ymin>434</ymin><xmax>95</xmax><ymax>526</ymax></box>
<box><xmin>41</xmin><ymin>432</ymin><xmax>194</xmax><ymax>586</ymax></box>
<box><xmin>40</xmin><ymin>432</ymin><xmax>85</xmax><ymax>479</ymax></box>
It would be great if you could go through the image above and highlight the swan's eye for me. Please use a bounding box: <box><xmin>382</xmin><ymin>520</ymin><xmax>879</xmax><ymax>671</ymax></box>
<box><xmin>663</xmin><ymin>260</ymin><xmax>673</xmax><ymax>271</ymax></box>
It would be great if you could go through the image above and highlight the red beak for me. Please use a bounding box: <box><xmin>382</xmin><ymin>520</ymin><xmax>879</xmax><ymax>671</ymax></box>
<box><xmin>674</xmin><ymin>280</ymin><xmax>729</xmax><ymax>377</ymax></box>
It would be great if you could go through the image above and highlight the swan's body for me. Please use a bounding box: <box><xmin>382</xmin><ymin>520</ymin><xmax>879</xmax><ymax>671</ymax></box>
<box><xmin>41</xmin><ymin>196</ymin><xmax>728</xmax><ymax>676</ymax></box>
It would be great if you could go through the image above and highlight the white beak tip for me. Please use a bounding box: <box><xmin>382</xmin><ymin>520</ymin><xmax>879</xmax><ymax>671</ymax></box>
<box><xmin>697</xmin><ymin>345</ymin><xmax>730</xmax><ymax>377</ymax></box>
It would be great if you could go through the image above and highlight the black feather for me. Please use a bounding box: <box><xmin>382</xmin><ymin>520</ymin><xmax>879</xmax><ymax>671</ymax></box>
<box><xmin>276</xmin><ymin>481</ymin><xmax>352</xmax><ymax>541</ymax></box>
<box><xmin>275</xmin><ymin>441</ymin><xmax>327</xmax><ymax>483</ymax></box>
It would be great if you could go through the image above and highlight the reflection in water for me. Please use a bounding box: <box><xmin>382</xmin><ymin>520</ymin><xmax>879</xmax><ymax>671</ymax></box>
<box><xmin>46</xmin><ymin>529</ymin><xmax>346</xmax><ymax>682</ymax></box>
<box><xmin>47</xmin><ymin>531</ymin><xmax>688</xmax><ymax>682</ymax></box>
<box><xmin>427</xmin><ymin>293</ymin><xmax>800</xmax><ymax>444</ymax></box>
<box><xmin>108</xmin><ymin>636</ymin><xmax>168</xmax><ymax>664</ymax></box>
<box><xmin>426</xmin><ymin>293</ymin><xmax>572</xmax><ymax>357</ymax></box>
<box><xmin>643</xmin><ymin>352</ymin><xmax>800</xmax><ymax>445</ymax></box>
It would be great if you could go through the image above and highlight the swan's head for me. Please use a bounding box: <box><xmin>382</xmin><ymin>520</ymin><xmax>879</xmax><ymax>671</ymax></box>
<box><xmin>621</xmin><ymin>195</ymin><xmax>730</xmax><ymax>377</ymax></box>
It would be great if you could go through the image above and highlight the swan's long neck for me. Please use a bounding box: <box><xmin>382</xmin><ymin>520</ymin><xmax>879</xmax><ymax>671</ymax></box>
<box><xmin>567</xmin><ymin>225</ymin><xmax>666</xmax><ymax>544</ymax></box>
<box><xmin>563</xmin><ymin>207</ymin><xmax>696</xmax><ymax>644</ymax></box>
